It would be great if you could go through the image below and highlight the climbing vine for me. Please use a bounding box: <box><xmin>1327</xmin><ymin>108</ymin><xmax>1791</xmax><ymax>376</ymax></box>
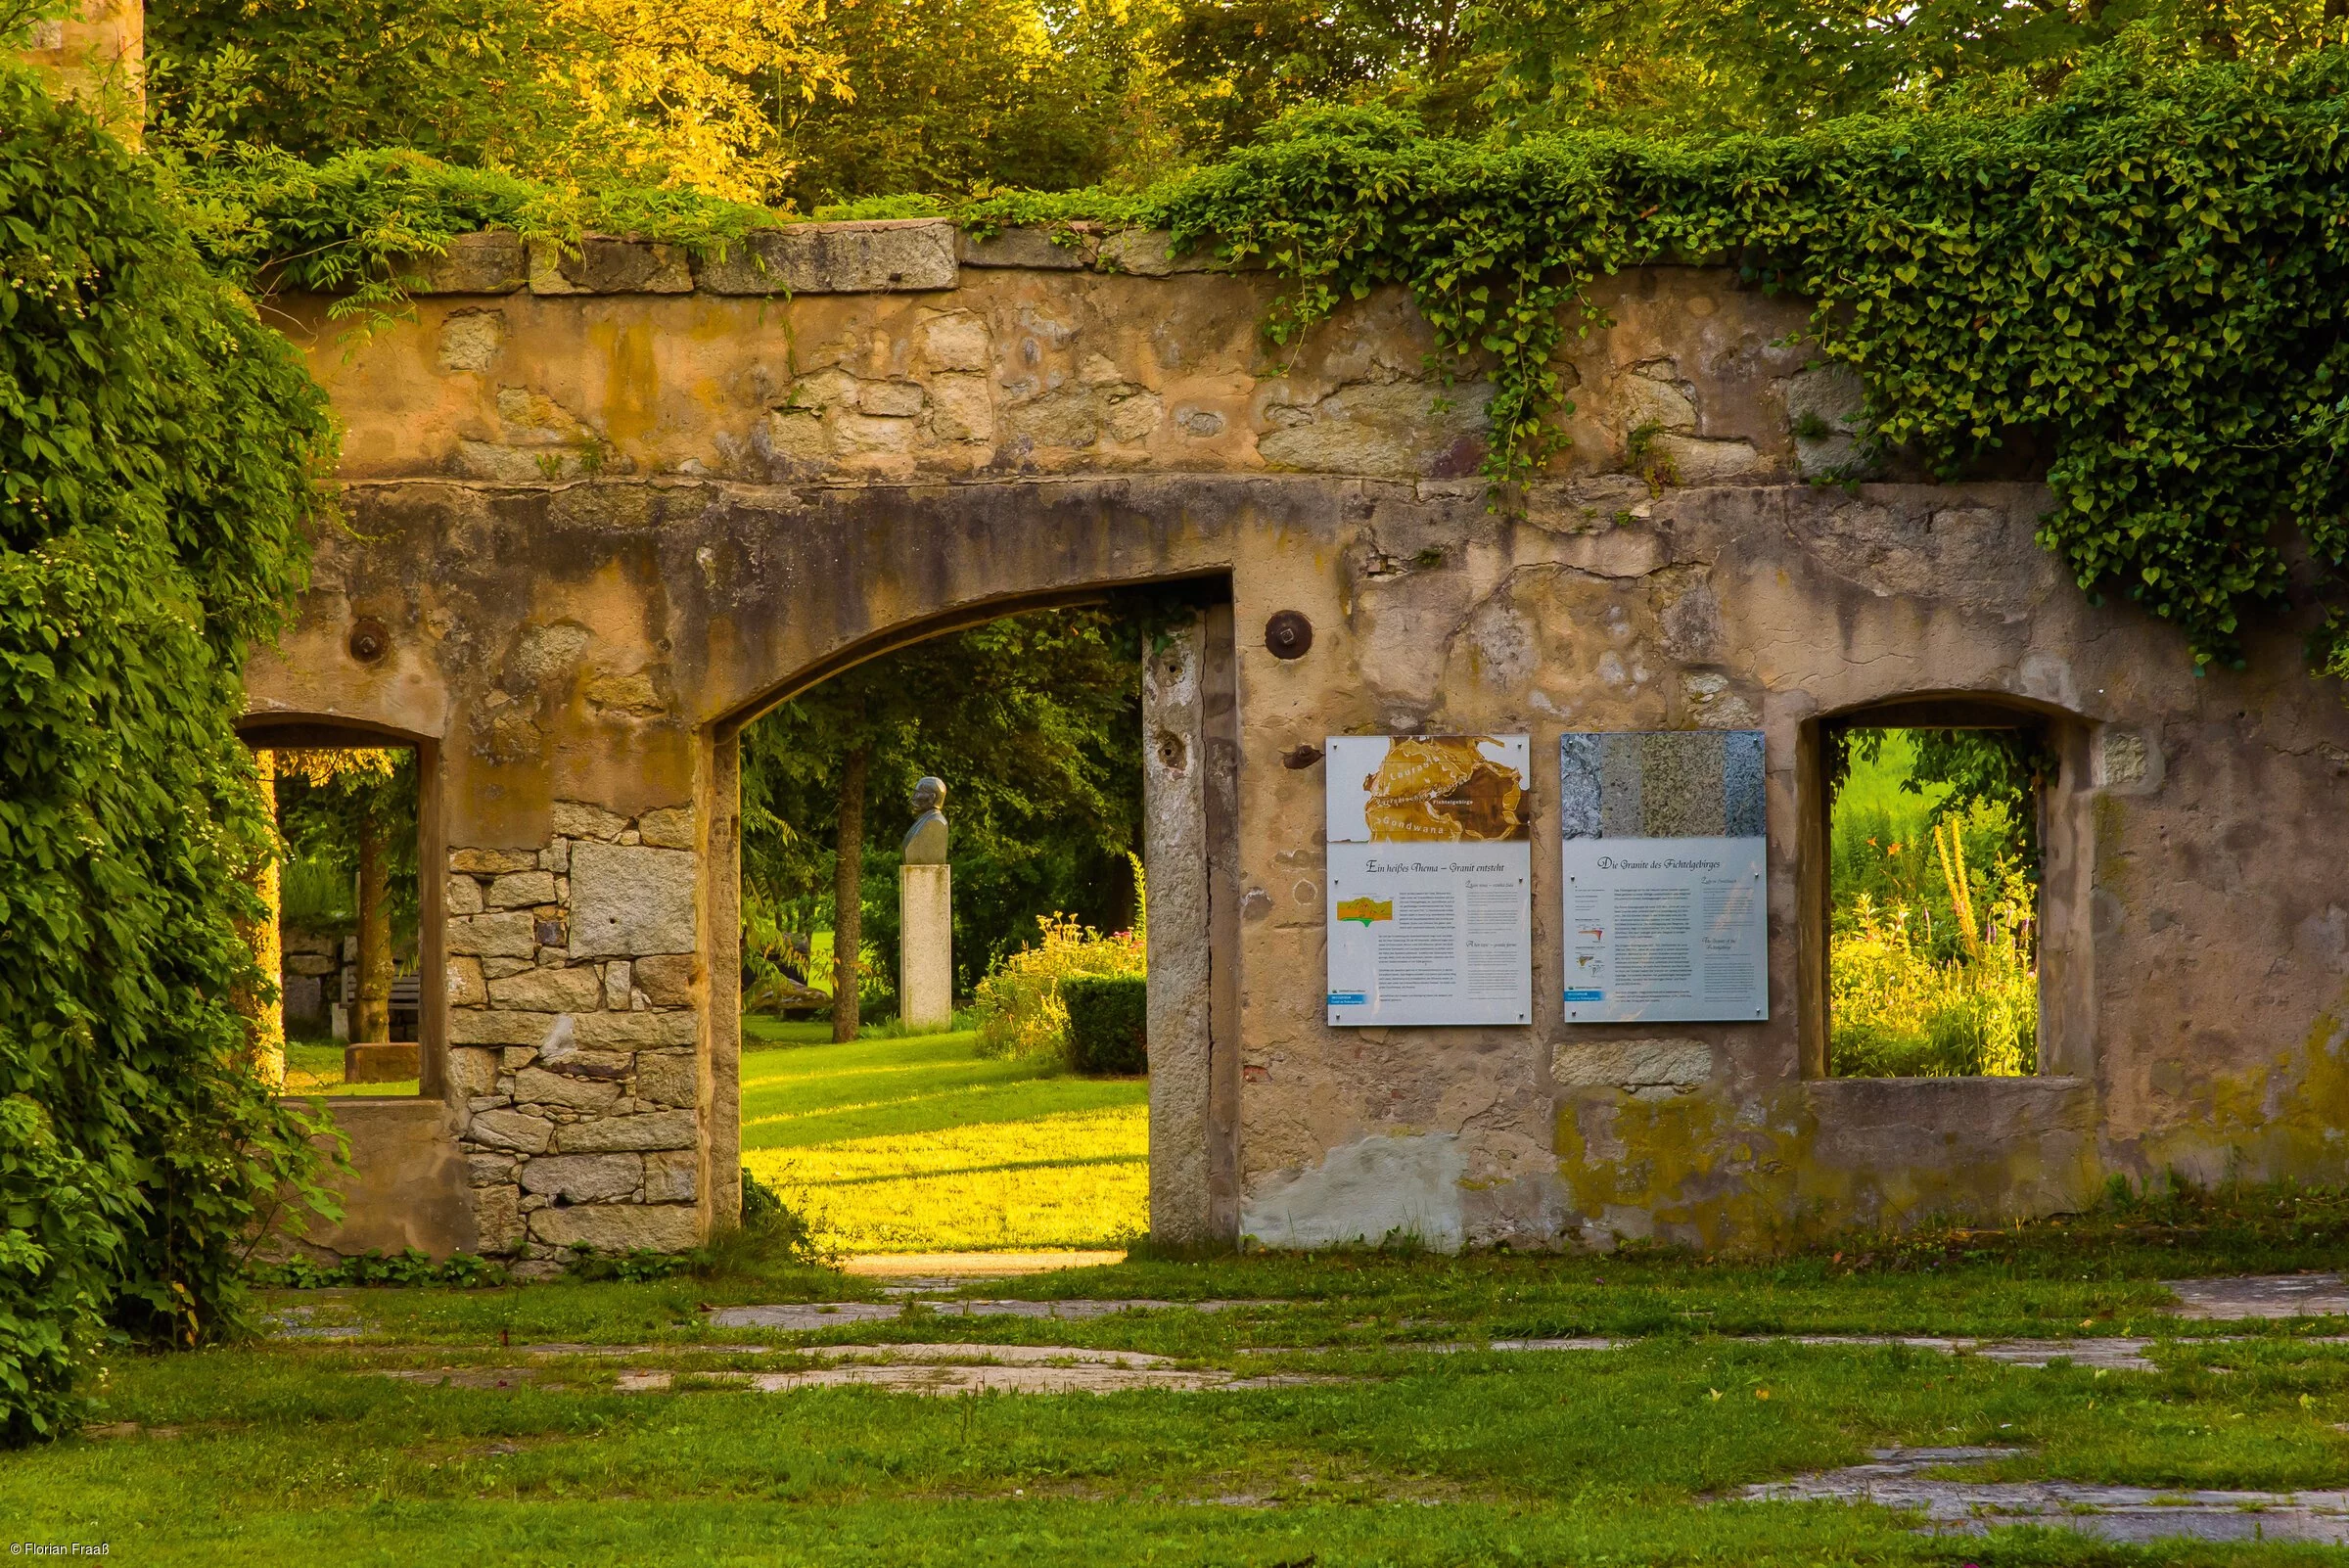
<box><xmin>0</xmin><ymin>69</ymin><xmax>341</xmax><ymax>1443</ymax></box>
<box><xmin>183</xmin><ymin>39</ymin><xmax>2349</xmax><ymax>674</ymax></box>
<box><xmin>1151</xmin><ymin>46</ymin><xmax>2349</xmax><ymax>673</ymax></box>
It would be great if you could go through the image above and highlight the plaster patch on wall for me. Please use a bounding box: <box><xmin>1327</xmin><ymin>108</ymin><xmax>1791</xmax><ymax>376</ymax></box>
<box><xmin>1553</xmin><ymin>1038</ymin><xmax>1713</xmax><ymax>1098</ymax></box>
<box><xmin>1240</xmin><ymin>1131</ymin><xmax>1467</xmax><ymax>1252</ymax></box>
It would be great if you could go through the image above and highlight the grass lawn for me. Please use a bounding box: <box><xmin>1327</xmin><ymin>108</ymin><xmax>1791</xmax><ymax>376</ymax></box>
<box><xmin>18</xmin><ymin>1183</ymin><xmax>2349</xmax><ymax>1563</ymax></box>
<box><xmin>282</xmin><ymin>1038</ymin><xmax>418</xmax><ymax>1097</ymax></box>
<box><xmin>738</xmin><ymin>1018</ymin><xmax>1148</xmax><ymax>1254</ymax></box>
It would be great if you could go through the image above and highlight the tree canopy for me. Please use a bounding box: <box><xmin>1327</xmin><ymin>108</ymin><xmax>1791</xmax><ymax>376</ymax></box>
<box><xmin>740</xmin><ymin>607</ymin><xmax>1145</xmax><ymax>1031</ymax></box>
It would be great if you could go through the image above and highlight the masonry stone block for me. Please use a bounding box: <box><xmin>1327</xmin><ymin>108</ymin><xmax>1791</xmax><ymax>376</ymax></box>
<box><xmin>448</xmin><ymin>1009</ymin><xmax>562</xmax><ymax>1046</ymax></box>
<box><xmin>957</xmin><ymin>227</ymin><xmax>1089</xmax><ymax>270</ymax></box>
<box><xmin>695</xmin><ymin>218</ymin><xmax>957</xmax><ymax>295</ymax></box>
<box><xmin>447</xmin><ymin>912</ymin><xmax>537</xmax><ymax>957</ymax></box>
<box><xmin>473</xmin><ymin>1183</ymin><xmax>526</xmax><ymax>1252</ymax></box>
<box><xmin>485</xmin><ymin>870</ymin><xmax>559</xmax><ymax>908</ymax></box>
<box><xmin>517</xmin><ymin>1152</ymin><xmax>642</xmax><ymax>1202</ymax></box>
<box><xmin>447</xmin><ymin>876</ymin><xmax>484</xmax><ymax>914</ymax></box>
<box><xmin>553</xmin><ymin>1109</ymin><xmax>697</xmax><ymax>1153</ymax></box>
<box><xmin>1552</xmin><ymin>1038</ymin><xmax>1714</xmax><ymax>1093</ymax></box>
<box><xmin>1097</xmin><ymin>229</ymin><xmax>1217</xmax><ymax>276</ymax></box>
<box><xmin>634</xmin><ymin>1051</ymin><xmax>697</xmax><ymax>1108</ymax></box>
<box><xmin>642</xmin><ymin>1150</ymin><xmax>698</xmax><ymax>1203</ymax></box>
<box><xmin>569</xmin><ymin>843</ymin><xmax>696</xmax><ymax>958</ymax></box>
<box><xmin>529</xmin><ymin>236</ymin><xmax>694</xmax><ymax>296</ymax></box>
<box><xmin>528</xmin><ymin>1202</ymin><xmax>701</xmax><ymax>1253</ymax></box>
<box><xmin>573</xmin><ymin>1010</ymin><xmax>697</xmax><ymax>1048</ymax></box>
<box><xmin>636</xmin><ymin>806</ymin><xmax>695</xmax><ymax>849</ymax></box>
<box><xmin>445</xmin><ymin>956</ymin><xmax>488</xmax><ymax>1007</ymax></box>
<box><xmin>552</xmin><ymin>801</ymin><xmax>628</xmax><ymax>841</ymax></box>
<box><xmin>632</xmin><ymin>953</ymin><xmax>695</xmax><ymax>1006</ymax></box>
<box><xmin>485</xmin><ymin>965</ymin><xmax>606</xmax><ymax>1012</ymax></box>
<box><xmin>467</xmin><ymin>1152</ymin><xmax>517</xmax><ymax>1186</ymax></box>
<box><xmin>451</xmin><ymin>849</ymin><xmax>540</xmax><ymax>874</ymax></box>
<box><xmin>603</xmin><ymin>960</ymin><xmax>633</xmax><ymax>1011</ymax></box>
<box><xmin>413</xmin><ymin>230</ymin><xmax>527</xmax><ymax>295</ymax></box>
<box><xmin>513</xmin><ymin>1066</ymin><xmax>624</xmax><ymax>1111</ymax></box>
<box><xmin>448</xmin><ymin>1046</ymin><xmax>499</xmax><ymax>1098</ymax></box>
<box><xmin>467</xmin><ymin>1109</ymin><xmax>556</xmax><ymax>1154</ymax></box>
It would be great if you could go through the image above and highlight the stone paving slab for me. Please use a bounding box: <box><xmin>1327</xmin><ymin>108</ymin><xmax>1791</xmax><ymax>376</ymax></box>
<box><xmin>708</xmin><ymin>1299</ymin><xmax>1270</xmax><ymax>1329</ymax></box>
<box><xmin>607</xmin><ymin>1343</ymin><xmax>1317</xmax><ymax>1396</ymax></box>
<box><xmin>2167</xmin><ymin>1273</ymin><xmax>2349</xmax><ymax>1319</ymax></box>
<box><xmin>1745</xmin><ymin>1447</ymin><xmax>2349</xmax><ymax>1545</ymax></box>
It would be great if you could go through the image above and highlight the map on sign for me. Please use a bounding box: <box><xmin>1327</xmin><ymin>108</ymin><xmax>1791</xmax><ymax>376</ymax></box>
<box><xmin>1324</xmin><ymin>735</ymin><xmax>1533</xmax><ymax>1028</ymax></box>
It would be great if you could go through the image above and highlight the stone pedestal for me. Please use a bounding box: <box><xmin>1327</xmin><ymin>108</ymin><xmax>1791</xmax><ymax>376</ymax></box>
<box><xmin>898</xmin><ymin>862</ymin><xmax>952</xmax><ymax>1030</ymax></box>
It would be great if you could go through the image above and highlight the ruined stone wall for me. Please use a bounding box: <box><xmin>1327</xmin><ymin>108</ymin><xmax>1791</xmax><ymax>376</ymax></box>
<box><xmin>253</xmin><ymin>220</ymin><xmax>2349</xmax><ymax>1256</ymax></box>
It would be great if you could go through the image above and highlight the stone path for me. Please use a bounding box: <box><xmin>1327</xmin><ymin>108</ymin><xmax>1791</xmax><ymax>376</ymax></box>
<box><xmin>614</xmin><ymin>1342</ymin><xmax>1310</xmax><ymax>1396</ymax></box>
<box><xmin>1744</xmin><ymin>1447</ymin><xmax>2349</xmax><ymax>1545</ymax></box>
<box><xmin>2166</xmin><ymin>1273</ymin><xmax>2349</xmax><ymax>1319</ymax></box>
<box><xmin>842</xmin><ymin>1252</ymin><xmax>1128</xmax><ymax>1296</ymax></box>
<box><xmin>709</xmin><ymin>1299</ymin><xmax>1267</xmax><ymax>1329</ymax></box>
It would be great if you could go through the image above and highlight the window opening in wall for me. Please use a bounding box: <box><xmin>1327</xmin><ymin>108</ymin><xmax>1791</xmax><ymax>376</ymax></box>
<box><xmin>733</xmin><ymin>593</ymin><xmax>1186</xmax><ymax>1256</ymax></box>
<box><xmin>1824</xmin><ymin>722</ymin><xmax>2050</xmax><ymax>1078</ymax></box>
<box><xmin>266</xmin><ymin>745</ymin><xmax>423</xmax><ymax>1096</ymax></box>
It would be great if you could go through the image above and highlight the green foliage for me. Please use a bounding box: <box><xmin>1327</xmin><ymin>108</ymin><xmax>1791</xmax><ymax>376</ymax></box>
<box><xmin>1060</xmin><ymin>973</ymin><xmax>1149</xmax><ymax>1075</ymax></box>
<box><xmin>1154</xmin><ymin>45</ymin><xmax>2349</xmax><ymax>673</ymax></box>
<box><xmin>777</xmin><ymin>0</ymin><xmax>1174</xmax><ymax>211</ymax></box>
<box><xmin>972</xmin><ymin>912</ymin><xmax>1147</xmax><ymax>1060</ymax></box>
<box><xmin>736</xmin><ymin>1168</ymin><xmax>824</xmax><ymax>1264</ymax></box>
<box><xmin>740</xmin><ymin>606</ymin><xmax>1144</xmax><ymax>1001</ymax></box>
<box><xmin>0</xmin><ymin>69</ymin><xmax>341</xmax><ymax>1441</ymax></box>
<box><xmin>157</xmin><ymin>145</ymin><xmax>781</xmax><ymax>334</ymax></box>
<box><xmin>253</xmin><ymin>1248</ymin><xmax>511</xmax><ymax>1288</ymax></box>
<box><xmin>1827</xmin><ymin>730</ymin><xmax>2040</xmax><ymax>1077</ymax></box>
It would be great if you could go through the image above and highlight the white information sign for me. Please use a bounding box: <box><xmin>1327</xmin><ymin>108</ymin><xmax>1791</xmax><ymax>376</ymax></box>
<box><xmin>1562</xmin><ymin>838</ymin><xmax>1768</xmax><ymax>1022</ymax></box>
<box><xmin>1325</xmin><ymin>734</ymin><xmax>1533</xmax><ymax>1028</ymax></box>
<box><xmin>1559</xmin><ymin>730</ymin><xmax>1770</xmax><ymax>1024</ymax></box>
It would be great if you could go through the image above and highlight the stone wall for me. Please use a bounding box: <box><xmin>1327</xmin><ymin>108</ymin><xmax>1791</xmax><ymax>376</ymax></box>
<box><xmin>250</xmin><ymin>221</ymin><xmax>2349</xmax><ymax>1256</ymax></box>
<box><xmin>444</xmin><ymin>802</ymin><xmax>703</xmax><ymax>1257</ymax></box>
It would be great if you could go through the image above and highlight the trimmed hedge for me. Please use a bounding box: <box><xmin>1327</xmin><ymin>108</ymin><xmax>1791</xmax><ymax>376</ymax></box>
<box><xmin>1061</xmin><ymin>974</ymin><xmax>1147</xmax><ymax>1076</ymax></box>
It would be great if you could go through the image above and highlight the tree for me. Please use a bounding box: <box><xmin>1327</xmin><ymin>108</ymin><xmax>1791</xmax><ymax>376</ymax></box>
<box><xmin>147</xmin><ymin>0</ymin><xmax>852</xmax><ymax>200</ymax></box>
<box><xmin>771</xmin><ymin>0</ymin><xmax>1177</xmax><ymax>207</ymax></box>
<box><xmin>740</xmin><ymin>607</ymin><xmax>1145</xmax><ymax>1037</ymax></box>
<box><xmin>273</xmin><ymin>749</ymin><xmax>417</xmax><ymax>1046</ymax></box>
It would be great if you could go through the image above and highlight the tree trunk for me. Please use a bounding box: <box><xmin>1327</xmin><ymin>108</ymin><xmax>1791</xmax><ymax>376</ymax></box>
<box><xmin>832</xmin><ymin>744</ymin><xmax>868</xmax><ymax>1043</ymax></box>
<box><xmin>353</xmin><ymin>816</ymin><xmax>392</xmax><ymax>1044</ymax></box>
<box><xmin>235</xmin><ymin>749</ymin><xmax>286</xmax><ymax>1087</ymax></box>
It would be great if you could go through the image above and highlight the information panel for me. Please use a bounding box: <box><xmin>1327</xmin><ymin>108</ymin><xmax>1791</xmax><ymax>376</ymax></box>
<box><xmin>1325</xmin><ymin>735</ymin><xmax>1533</xmax><ymax>1028</ymax></box>
<box><xmin>1559</xmin><ymin>731</ymin><xmax>1769</xmax><ymax>1024</ymax></box>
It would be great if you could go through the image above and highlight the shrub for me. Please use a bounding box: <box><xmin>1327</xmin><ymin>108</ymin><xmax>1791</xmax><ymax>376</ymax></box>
<box><xmin>970</xmin><ymin>913</ymin><xmax>1143</xmax><ymax>1060</ymax></box>
<box><xmin>1062</xmin><ymin>974</ymin><xmax>1147</xmax><ymax>1076</ymax></box>
<box><xmin>1830</xmin><ymin>882</ymin><xmax>2039</xmax><ymax>1078</ymax></box>
<box><xmin>0</xmin><ymin>69</ymin><xmax>340</xmax><ymax>1443</ymax></box>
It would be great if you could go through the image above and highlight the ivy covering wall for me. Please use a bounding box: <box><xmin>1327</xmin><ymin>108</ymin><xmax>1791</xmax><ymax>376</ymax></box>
<box><xmin>188</xmin><ymin>42</ymin><xmax>2349</xmax><ymax>677</ymax></box>
<box><xmin>0</xmin><ymin>70</ymin><xmax>339</xmax><ymax>1443</ymax></box>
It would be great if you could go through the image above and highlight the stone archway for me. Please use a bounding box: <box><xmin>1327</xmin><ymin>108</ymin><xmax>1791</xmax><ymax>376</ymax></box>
<box><xmin>701</xmin><ymin>579</ymin><xmax>1242</xmax><ymax>1245</ymax></box>
<box><xmin>247</xmin><ymin>228</ymin><xmax>2349</xmax><ymax>1259</ymax></box>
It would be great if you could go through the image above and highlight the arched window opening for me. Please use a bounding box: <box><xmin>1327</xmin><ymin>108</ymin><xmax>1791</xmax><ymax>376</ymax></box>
<box><xmin>1818</xmin><ymin>701</ymin><xmax>2058</xmax><ymax>1080</ymax></box>
<box><xmin>243</xmin><ymin>721</ymin><xmax>439</xmax><ymax>1100</ymax></box>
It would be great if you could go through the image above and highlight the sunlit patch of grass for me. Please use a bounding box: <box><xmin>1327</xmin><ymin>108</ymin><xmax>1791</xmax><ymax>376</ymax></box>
<box><xmin>282</xmin><ymin>1038</ymin><xmax>418</xmax><ymax>1097</ymax></box>
<box><xmin>740</xmin><ymin>1028</ymin><xmax>1147</xmax><ymax>1253</ymax></box>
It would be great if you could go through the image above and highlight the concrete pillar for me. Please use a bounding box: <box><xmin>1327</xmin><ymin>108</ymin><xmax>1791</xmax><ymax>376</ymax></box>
<box><xmin>898</xmin><ymin>863</ymin><xmax>953</xmax><ymax>1030</ymax></box>
<box><xmin>1145</xmin><ymin>613</ymin><xmax>1213</xmax><ymax>1243</ymax></box>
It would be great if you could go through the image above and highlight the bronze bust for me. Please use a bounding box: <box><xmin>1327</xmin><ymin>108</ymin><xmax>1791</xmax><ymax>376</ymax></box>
<box><xmin>900</xmin><ymin>776</ymin><xmax>949</xmax><ymax>863</ymax></box>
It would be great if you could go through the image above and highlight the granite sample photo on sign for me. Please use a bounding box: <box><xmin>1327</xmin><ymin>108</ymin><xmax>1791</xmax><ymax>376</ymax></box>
<box><xmin>1560</xmin><ymin>731</ymin><xmax>1768</xmax><ymax>1024</ymax></box>
<box><xmin>1325</xmin><ymin>735</ymin><xmax>1533</xmax><ymax>1028</ymax></box>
